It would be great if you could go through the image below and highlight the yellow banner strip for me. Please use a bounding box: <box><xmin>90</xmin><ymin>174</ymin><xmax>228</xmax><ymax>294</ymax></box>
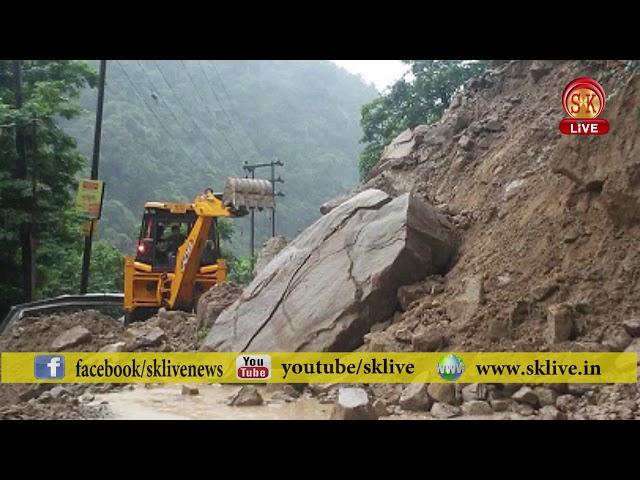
<box><xmin>1</xmin><ymin>352</ymin><xmax>637</xmax><ymax>384</ymax></box>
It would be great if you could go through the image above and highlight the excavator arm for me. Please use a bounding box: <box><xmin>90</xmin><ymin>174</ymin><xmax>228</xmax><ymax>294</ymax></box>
<box><xmin>166</xmin><ymin>191</ymin><xmax>229</xmax><ymax>309</ymax></box>
<box><xmin>166</xmin><ymin>179</ymin><xmax>275</xmax><ymax>310</ymax></box>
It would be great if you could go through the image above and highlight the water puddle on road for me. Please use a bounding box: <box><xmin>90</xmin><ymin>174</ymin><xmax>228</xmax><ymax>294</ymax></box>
<box><xmin>93</xmin><ymin>384</ymin><xmax>333</xmax><ymax>420</ymax></box>
<box><xmin>92</xmin><ymin>385</ymin><xmax>524</xmax><ymax>420</ymax></box>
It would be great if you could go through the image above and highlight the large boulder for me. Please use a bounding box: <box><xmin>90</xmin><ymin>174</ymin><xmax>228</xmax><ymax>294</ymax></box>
<box><xmin>201</xmin><ymin>189</ymin><xmax>458</xmax><ymax>352</ymax></box>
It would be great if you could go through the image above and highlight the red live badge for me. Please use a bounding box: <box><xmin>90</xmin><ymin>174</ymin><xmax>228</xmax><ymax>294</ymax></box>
<box><xmin>559</xmin><ymin>77</ymin><xmax>610</xmax><ymax>135</ymax></box>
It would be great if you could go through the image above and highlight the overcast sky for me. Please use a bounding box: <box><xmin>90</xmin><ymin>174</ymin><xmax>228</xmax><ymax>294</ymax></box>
<box><xmin>330</xmin><ymin>60</ymin><xmax>409</xmax><ymax>92</ymax></box>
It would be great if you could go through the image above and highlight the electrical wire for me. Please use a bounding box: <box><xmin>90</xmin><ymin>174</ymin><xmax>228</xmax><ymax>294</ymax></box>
<box><xmin>135</xmin><ymin>60</ymin><xmax>225</xmax><ymax>166</ymax></box>
<box><xmin>198</xmin><ymin>61</ymin><xmax>262</xmax><ymax>160</ymax></box>
<box><xmin>179</xmin><ymin>60</ymin><xmax>244</xmax><ymax>163</ymax></box>
<box><xmin>114</xmin><ymin>60</ymin><xmax>208</xmax><ymax>171</ymax></box>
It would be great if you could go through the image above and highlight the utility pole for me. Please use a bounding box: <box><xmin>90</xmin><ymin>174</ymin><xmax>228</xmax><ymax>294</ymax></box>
<box><xmin>242</xmin><ymin>159</ymin><xmax>284</xmax><ymax>266</ymax></box>
<box><xmin>13</xmin><ymin>60</ymin><xmax>33</xmax><ymax>302</ymax></box>
<box><xmin>80</xmin><ymin>60</ymin><xmax>107</xmax><ymax>294</ymax></box>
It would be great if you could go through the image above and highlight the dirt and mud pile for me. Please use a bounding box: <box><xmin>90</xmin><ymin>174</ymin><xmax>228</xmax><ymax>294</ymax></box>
<box><xmin>359</xmin><ymin>60</ymin><xmax>640</xmax><ymax>355</ymax></box>
<box><xmin>319</xmin><ymin>60</ymin><xmax>640</xmax><ymax>419</ymax></box>
<box><xmin>0</xmin><ymin>283</ymin><xmax>243</xmax><ymax>419</ymax></box>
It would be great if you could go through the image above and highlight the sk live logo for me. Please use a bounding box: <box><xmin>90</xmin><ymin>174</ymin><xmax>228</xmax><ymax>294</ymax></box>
<box><xmin>559</xmin><ymin>77</ymin><xmax>610</xmax><ymax>135</ymax></box>
<box><xmin>236</xmin><ymin>354</ymin><xmax>271</xmax><ymax>380</ymax></box>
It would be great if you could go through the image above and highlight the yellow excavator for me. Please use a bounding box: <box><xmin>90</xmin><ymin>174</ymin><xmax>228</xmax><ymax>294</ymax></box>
<box><xmin>123</xmin><ymin>178</ymin><xmax>273</xmax><ymax>324</ymax></box>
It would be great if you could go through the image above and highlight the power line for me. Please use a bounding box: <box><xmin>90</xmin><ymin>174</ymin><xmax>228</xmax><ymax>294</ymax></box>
<box><xmin>114</xmin><ymin>60</ymin><xmax>208</xmax><ymax>172</ymax></box>
<box><xmin>135</xmin><ymin>60</ymin><xmax>225</xmax><ymax>166</ymax></box>
<box><xmin>198</xmin><ymin>61</ymin><xmax>261</xmax><ymax>160</ymax></box>
<box><xmin>179</xmin><ymin>60</ymin><xmax>244</xmax><ymax>163</ymax></box>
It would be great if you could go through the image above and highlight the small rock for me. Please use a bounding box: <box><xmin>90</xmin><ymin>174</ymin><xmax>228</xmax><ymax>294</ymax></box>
<box><xmin>545</xmin><ymin>304</ymin><xmax>574</xmax><ymax>344</ymax></box>
<box><xmin>496</xmin><ymin>275</ymin><xmax>512</xmax><ymax>288</ymax></box>
<box><xmin>458</xmin><ymin>135</ymin><xmax>475</xmax><ymax>151</ymax></box>
<box><xmin>510</xmin><ymin>300</ymin><xmax>531</xmax><ymax>327</ymax></box>
<box><xmin>431</xmin><ymin>402</ymin><xmax>461</xmax><ymax>419</ymax></box>
<box><xmin>534</xmin><ymin>387</ymin><xmax>557</xmax><ymax>407</ymax></box>
<box><xmin>229</xmin><ymin>386</ymin><xmax>263</xmax><ymax>407</ymax></box>
<box><xmin>563</xmin><ymin>228</ymin><xmax>581</xmax><ymax>244</ymax></box>
<box><xmin>512</xmin><ymin>386</ymin><xmax>539</xmax><ymax>406</ymax></box>
<box><xmin>99</xmin><ymin>342</ymin><xmax>127</xmax><ymax>353</ymax></box>
<box><xmin>516</xmin><ymin>403</ymin><xmax>536</xmax><ymax>416</ymax></box>
<box><xmin>488</xmin><ymin>317</ymin><xmax>510</xmax><ymax>341</ymax></box>
<box><xmin>372</xmin><ymin>399</ymin><xmax>390</xmax><ymax>417</ymax></box>
<box><xmin>51</xmin><ymin>325</ymin><xmax>92</xmax><ymax>351</ymax></box>
<box><xmin>539</xmin><ymin>405</ymin><xmax>566</xmax><ymax>420</ymax></box>
<box><xmin>397</xmin><ymin>283</ymin><xmax>429</xmax><ymax>311</ymax></box>
<box><xmin>461</xmin><ymin>383</ymin><xmax>488</xmax><ymax>402</ymax></box>
<box><xmin>461</xmin><ymin>400</ymin><xmax>493</xmax><ymax>416</ymax></box>
<box><xmin>368</xmin><ymin>384</ymin><xmax>403</xmax><ymax>406</ymax></box>
<box><xmin>394</xmin><ymin>327</ymin><xmax>413</xmax><ymax>343</ymax></box>
<box><xmin>411</xmin><ymin>328</ymin><xmax>446</xmax><ymax>351</ymax></box>
<box><xmin>490</xmin><ymin>399</ymin><xmax>512</xmax><ymax>412</ymax></box>
<box><xmin>307</xmin><ymin>383</ymin><xmax>338</xmax><ymax>396</ymax></box>
<box><xmin>37</xmin><ymin>391</ymin><xmax>52</xmax><ymax>403</ymax></box>
<box><xmin>79</xmin><ymin>393</ymin><xmax>95</xmax><ymax>403</ymax></box>
<box><xmin>529</xmin><ymin>60</ymin><xmax>552</xmax><ymax>83</ymax></box>
<box><xmin>427</xmin><ymin>383</ymin><xmax>457</xmax><ymax>405</ymax></box>
<box><xmin>124</xmin><ymin>326</ymin><xmax>167</xmax><ymax>349</ymax></box>
<box><xmin>531</xmin><ymin>281</ymin><xmax>559</xmax><ymax>302</ymax></box>
<box><xmin>556</xmin><ymin>394</ymin><xmax>579</xmax><ymax>412</ymax></box>
<box><xmin>616</xmin><ymin>407</ymin><xmax>635</xmax><ymax>420</ymax></box>
<box><xmin>265</xmin><ymin>383</ymin><xmax>300</xmax><ymax>399</ymax></box>
<box><xmin>484</xmin><ymin>118</ymin><xmax>503</xmax><ymax>132</ymax></box>
<box><xmin>447</xmin><ymin>275</ymin><xmax>483</xmax><ymax>323</ymax></box>
<box><xmin>399</xmin><ymin>383</ymin><xmax>432</xmax><ymax>411</ymax></box>
<box><xmin>181</xmin><ymin>385</ymin><xmax>200</xmax><ymax>396</ymax></box>
<box><xmin>602</xmin><ymin>329</ymin><xmax>632</xmax><ymax>351</ymax></box>
<box><xmin>567</xmin><ymin>384</ymin><xmax>596</xmax><ymax>396</ymax></box>
<box><xmin>504</xmin><ymin>179</ymin><xmax>526</xmax><ymax>200</ymax></box>
<box><xmin>330</xmin><ymin>387</ymin><xmax>377</xmax><ymax>420</ymax></box>
<box><xmin>622</xmin><ymin>318</ymin><xmax>640</xmax><ymax>337</ymax></box>
<box><xmin>364</xmin><ymin>332</ymin><xmax>397</xmax><ymax>352</ymax></box>
<box><xmin>49</xmin><ymin>386</ymin><xmax>68</xmax><ymax>400</ymax></box>
<box><xmin>624</xmin><ymin>338</ymin><xmax>640</xmax><ymax>356</ymax></box>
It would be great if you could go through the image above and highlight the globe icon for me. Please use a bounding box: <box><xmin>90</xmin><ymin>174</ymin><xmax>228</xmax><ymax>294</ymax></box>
<box><xmin>437</xmin><ymin>354</ymin><xmax>465</xmax><ymax>381</ymax></box>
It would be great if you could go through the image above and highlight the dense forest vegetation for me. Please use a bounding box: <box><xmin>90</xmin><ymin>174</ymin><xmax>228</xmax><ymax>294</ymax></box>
<box><xmin>62</xmin><ymin>60</ymin><xmax>377</xmax><ymax>255</ymax></box>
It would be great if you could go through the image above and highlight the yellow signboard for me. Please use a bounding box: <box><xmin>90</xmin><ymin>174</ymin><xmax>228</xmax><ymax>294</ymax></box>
<box><xmin>81</xmin><ymin>220</ymin><xmax>99</xmax><ymax>238</ymax></box>
<box><xmin>75</xmin><ymin>179</ymin><xmax>104</xmax><ymax>219</ymax></box>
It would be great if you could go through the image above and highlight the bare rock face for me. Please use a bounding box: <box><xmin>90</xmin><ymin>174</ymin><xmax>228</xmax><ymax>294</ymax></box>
<box><xmin>202</xmin><ymin>189</ymin><xmax>458</xmax><ymax>352</ymax></box>
<box><xmin>253</xmin><ymin>236</ymin><xmax>288</xmax><ymax>276</ymax></box>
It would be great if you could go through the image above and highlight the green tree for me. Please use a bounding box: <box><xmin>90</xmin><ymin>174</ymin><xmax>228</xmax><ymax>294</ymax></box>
<box><xmin>0</xmin><ymin>60</ymin><xmax>98</xmax><ymax>315</ymax></box>
<box><xmin>358</xmin><ymin>60</ymin><xmax>487</xmax><ymax>179</ymax></box>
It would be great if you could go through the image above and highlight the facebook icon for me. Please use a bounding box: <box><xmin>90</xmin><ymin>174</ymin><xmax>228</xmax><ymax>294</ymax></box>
<box><xmin>34</xmin><ymin>355</ymin><xmax>65</xmax><ymax>380</ymax></box>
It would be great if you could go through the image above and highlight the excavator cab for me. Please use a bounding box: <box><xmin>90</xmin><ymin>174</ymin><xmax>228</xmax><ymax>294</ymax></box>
<box><xmin>123</xmin><ymin>179</ymin><xmax>274</xmax><ymax>324</ymax></box>
<box><xmin>135</xmin><ymin>209</ymin><xmax>219</xmax><ymax>272</ymax></box>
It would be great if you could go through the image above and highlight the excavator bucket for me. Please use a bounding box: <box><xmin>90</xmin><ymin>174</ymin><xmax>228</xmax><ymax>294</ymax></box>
<box><xmin>223</xmin><ymin>178</ymin><xmax>275</xmax><ymax>211</ymax></box>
